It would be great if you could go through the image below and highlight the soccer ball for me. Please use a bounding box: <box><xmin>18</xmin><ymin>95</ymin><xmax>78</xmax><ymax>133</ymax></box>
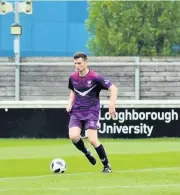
<box><xmin>50</xmin><ymin>158</ymin><xmax>67</xmax><ymax>173</ymax></box>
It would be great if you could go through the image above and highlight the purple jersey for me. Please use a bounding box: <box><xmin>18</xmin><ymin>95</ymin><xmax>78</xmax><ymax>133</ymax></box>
<box><xmin>68</xmin><ymin>70</ymin><xmax>112</xmax><ymax>112</ymax></box>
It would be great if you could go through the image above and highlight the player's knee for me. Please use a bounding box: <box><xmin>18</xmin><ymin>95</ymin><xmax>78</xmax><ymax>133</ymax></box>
<box><xmin>88</xmin><ymin>137</ymin><xmax>99</xmax><ymax>147</ymax></box>
<box><xmin>69</xmin><ymin>127</ymin><xmax>81</xmax><ymax>142</ymax></box>
<box><xmin>69</xmin><ymin>133</ymin><xmax>80</xmax><ymax>141</ymax></box>
<box><xmin>69</xmin><ymin>131</ymin><xmax>80</xmax><ymax>141</ymax></box>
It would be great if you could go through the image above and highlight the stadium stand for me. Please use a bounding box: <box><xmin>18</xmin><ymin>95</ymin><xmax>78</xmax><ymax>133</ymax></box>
<box><xmin>0</xmin><ymin>57</ymin><xmax>180</xmax><ymax>101</ymax></box>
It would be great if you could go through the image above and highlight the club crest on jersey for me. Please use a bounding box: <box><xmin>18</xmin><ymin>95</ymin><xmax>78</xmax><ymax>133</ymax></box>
<box><xmin>104</xmin><ymin>80</ymin><xmax>110</xmax><ymax>84</ymax></box>
<box><xmin>87</xmin><ymin>80</ymin><xmax>92</xmax><ymax>86</ymax></box>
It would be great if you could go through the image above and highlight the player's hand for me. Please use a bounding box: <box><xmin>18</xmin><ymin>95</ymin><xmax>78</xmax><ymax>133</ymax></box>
<box><xmin>109</xmin><ymin>104</ymin><xmax>116</xmax><ymax>119</ymax></box>
<box><xmin>66</xmin><ymin>104</ymin><xmax>72</xmax><ymax>112</ymax></box>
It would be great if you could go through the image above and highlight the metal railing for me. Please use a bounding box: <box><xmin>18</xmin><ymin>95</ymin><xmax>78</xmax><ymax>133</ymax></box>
<box><xmin>1</xmin><ymin>61</ymin><xmax>180</xmax><ymax>66</ymax></box>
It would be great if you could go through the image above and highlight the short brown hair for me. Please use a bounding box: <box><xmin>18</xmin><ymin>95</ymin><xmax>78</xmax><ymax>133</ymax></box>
<box><xmin>73</xmin><ymin>52</ymin><xmax>87</xmax><ymax>60</ymax></box>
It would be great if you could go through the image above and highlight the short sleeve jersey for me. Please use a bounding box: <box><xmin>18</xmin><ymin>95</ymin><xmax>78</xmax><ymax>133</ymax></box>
<box><xmin>68</xmin><ymin>70</ymin><xmax>112</xmax><ymax>112</ymax></box>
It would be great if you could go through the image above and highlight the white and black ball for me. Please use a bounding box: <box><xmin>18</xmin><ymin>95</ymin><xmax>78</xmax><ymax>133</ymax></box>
<box><xmin>50</xmin><ymin>158</ymin><xmax>67</xmax><ymax>173</ymax></box>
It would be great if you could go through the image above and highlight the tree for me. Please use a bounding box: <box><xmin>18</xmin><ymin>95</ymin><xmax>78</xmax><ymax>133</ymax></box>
<box><xmin>86</xmin><ymin>1</ymin><xmax>180</xmax><ymax>56</ymax></box>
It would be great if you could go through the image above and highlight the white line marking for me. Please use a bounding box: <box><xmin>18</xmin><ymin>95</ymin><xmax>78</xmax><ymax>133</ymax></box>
<box><xmin>0</xmin><ymin>167</ymin><xmax>180</xmax><ymax>181</ymax></box>
<box><xmin>0</xmin><ymin>183</ymin><xmax>180</xmax><ymax>192</ymax></box>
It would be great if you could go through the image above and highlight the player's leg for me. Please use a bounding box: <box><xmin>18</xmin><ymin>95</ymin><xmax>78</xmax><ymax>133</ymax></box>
<box><xmin>86</xmin><ymin>125</ymin><xmax>112</xmax><ymax>173</ymax></box>
<box><xmin>68</xmin><ymin>116</ymin><xmax>96</xmax><ymax>165</ymax></box>
<box><xmin>69</xmin><ymin>126</ymin><xmax>87</xmax><ymax>153</ymax></box>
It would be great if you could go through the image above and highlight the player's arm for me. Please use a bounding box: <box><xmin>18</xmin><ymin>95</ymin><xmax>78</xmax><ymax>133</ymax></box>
<box><xmin>66</xmin><ymin>78</ymin><xmax>75</xmax><ymax>112</ymax></box>
<box><xmin>66</xmin><ymin>90</ymin><xmax>75</xmax><ymax>112</ymax></box>
<box><xmin>96</xmin><ymin>73</ymin><xmax>118</xmax><ymax>118</ymax></box>
<box><xmin>108</xmin><ymin>84</ymin><xmax>118</xmax><ymax>117</ymax></box>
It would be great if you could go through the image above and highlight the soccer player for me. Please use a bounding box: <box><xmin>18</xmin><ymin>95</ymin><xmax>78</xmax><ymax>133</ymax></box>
<box><xmin>66</xmin><ymin>52</ymin><xmax>118</xmax><ymax>173</ymax></box>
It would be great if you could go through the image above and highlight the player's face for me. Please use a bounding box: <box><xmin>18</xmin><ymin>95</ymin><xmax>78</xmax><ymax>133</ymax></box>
<box><xmin>74</xmin><ymin>58</ymin><xmax>87</xmax><ymax>73</ymax></box>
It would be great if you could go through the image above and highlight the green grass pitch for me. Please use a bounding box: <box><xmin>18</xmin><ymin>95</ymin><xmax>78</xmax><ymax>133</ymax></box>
<box><xmin>0</xmin><ymin>138</ymin><xmax>179</xmax><ymax>195</ymax></box>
